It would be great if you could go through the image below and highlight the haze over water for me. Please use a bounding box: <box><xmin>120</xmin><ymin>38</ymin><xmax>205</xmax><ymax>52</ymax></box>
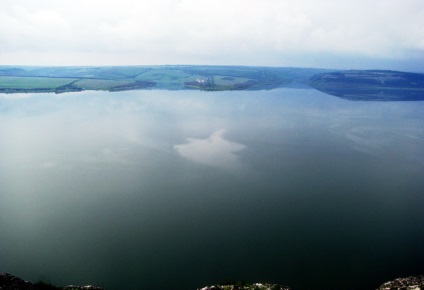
<box><xmin>1</xmin><ymin>88</ymin><xmax>423</xmax><ymax>289</ymax></box>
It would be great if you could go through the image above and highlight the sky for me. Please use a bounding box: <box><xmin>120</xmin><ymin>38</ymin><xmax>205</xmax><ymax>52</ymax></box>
<box><xmin>0</xmin><ymin>0</ymin><xmax>423</xmax><ymax>71</ymax></box>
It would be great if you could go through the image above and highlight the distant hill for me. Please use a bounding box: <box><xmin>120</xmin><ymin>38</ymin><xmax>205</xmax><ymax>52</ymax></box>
<box><xmin>308</xmin><ymin>70</ymin><xmax>424</xmax><ymax>101</ymax></box>
<box><xmin>0</xmin><ymin>65</ymin><xmax>328</xmax><ymax>93</ymax></box>
<box><xmin>1</xmin><ymin>66</ymin><xmax>423</xmax><ymax>101</ymax></box>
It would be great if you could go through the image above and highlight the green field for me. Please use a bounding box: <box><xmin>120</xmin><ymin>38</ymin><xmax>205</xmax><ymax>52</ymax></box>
<box><xmin>73</xmin><ymin>79</ymin><xmax>134</xmax><ymax>90</ymax></box>
<box><xmin>135</xmin><ymin>68</ymin><xmax>203</xmax><ymax>89</ymax></box>
<box><xmin>0</xmin><ymin>76</ymin><xmax>76</xmax><ymax>89</ymax></box>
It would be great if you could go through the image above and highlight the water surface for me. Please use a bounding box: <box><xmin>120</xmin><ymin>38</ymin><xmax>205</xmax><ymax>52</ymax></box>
<box><xmin>0</xmin><ymin>89</ymin><xmax>423</xmax><ymax>289</ymax></box>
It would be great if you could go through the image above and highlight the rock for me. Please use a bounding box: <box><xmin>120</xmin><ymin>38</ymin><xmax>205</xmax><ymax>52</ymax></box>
<box><xmin>197</xmin><ymin>282</ymin><xmax>291</xmax><ymax>290</ymax></box>
<box><xmin>0</xmin><ymin>272</ymin><xmax>34</xmax><ymax>290</ymax></box>
<box><xmin>63</xmin><ymin>286</ymin><xmax>103</xmax><ymax>290</ymax></box>
<box><xmin>377</xmin><ymin>274</ymin><xmax>424</xmax><ymax>290</ymax></box>
<box><xmin>0</xmin><ymin>273</ymin><xmax>103</xmax><ymax>290</ymax></box>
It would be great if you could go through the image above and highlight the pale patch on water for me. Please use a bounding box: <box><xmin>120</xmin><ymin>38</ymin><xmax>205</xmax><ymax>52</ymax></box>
<box><xmin>40</xmin><ymin>161</ymin><xmax>57</xmax><ymax>168</ymax></box>
<box><xmin>174</xmin><ymin>129</ymin><xmax>246</xmax><ymax>168</ymax></box>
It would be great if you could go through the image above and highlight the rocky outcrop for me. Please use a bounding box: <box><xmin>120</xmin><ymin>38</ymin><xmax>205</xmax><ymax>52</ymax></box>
<box><xmin>198</xmin><ymin>282</ymin><xmax>290</xmax><ymax>290</ymax></box>
<box><xmin>62</xmin><ymin>286</ymin><xmax>103</xmax><ymax>290</ymax></box>
<box><xmin>0</xmin><ymin>273</ymin><xmax>103</xmax><ymax>290</ymax></box>
<box><xmin>377</xmin><ymin>274</ymin><xmax>424</xmax><ymax>290</ymax></box>
<box><xmin>4</xmin><ymin>272</ymin><xmax>424</xmax><ymax>290</ymax></box>
<box><xmin>0</xmin><ymin>273</ymin><xmax>35</xmax><ymax>290</ymax></box>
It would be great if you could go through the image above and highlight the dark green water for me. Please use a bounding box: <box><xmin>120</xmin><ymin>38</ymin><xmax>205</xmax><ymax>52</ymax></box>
<box><xmin>1</xmin><ymin>89</ymin><xmax>423</xmax><ymax>289</ymax></box>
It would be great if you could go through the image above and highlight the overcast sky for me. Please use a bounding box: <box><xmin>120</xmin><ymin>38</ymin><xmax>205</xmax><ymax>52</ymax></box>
<box><xmin>0</xmin><ymin>0</ymin><xmax>423</xmax><ymax>70</ymax></box>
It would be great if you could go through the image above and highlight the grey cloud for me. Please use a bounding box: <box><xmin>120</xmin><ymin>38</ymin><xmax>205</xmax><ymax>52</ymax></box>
<box><xmin>0</xmin><ymin>0</ymin><xmax>423</xmax><ymax>69</ymax></box>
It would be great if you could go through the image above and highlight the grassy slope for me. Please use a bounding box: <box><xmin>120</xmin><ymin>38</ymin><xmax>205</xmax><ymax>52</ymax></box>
<box><xmin>308</xmin><ymin>70</ymin><xmax>424</xmax><ymax>101</ymax></box>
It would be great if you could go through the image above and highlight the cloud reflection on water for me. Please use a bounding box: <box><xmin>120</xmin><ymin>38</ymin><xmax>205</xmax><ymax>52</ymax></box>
<box><xmin>174</xmin><ymin>129</ymin><xmax>245</xmax><ymax>168</ymax></box>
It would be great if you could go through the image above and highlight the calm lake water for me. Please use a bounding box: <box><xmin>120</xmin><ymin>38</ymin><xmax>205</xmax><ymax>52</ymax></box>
<box><xmin>1</xmin><ymin>88</ymin><xmax>423</xmax><ymax>290</ymax></box>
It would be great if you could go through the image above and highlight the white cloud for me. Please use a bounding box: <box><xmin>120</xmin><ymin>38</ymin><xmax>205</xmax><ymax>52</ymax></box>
<box><xmin>0</xmin><ymin>0</ymin><xmax>423</xmax><ymax>69</ymax></box>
